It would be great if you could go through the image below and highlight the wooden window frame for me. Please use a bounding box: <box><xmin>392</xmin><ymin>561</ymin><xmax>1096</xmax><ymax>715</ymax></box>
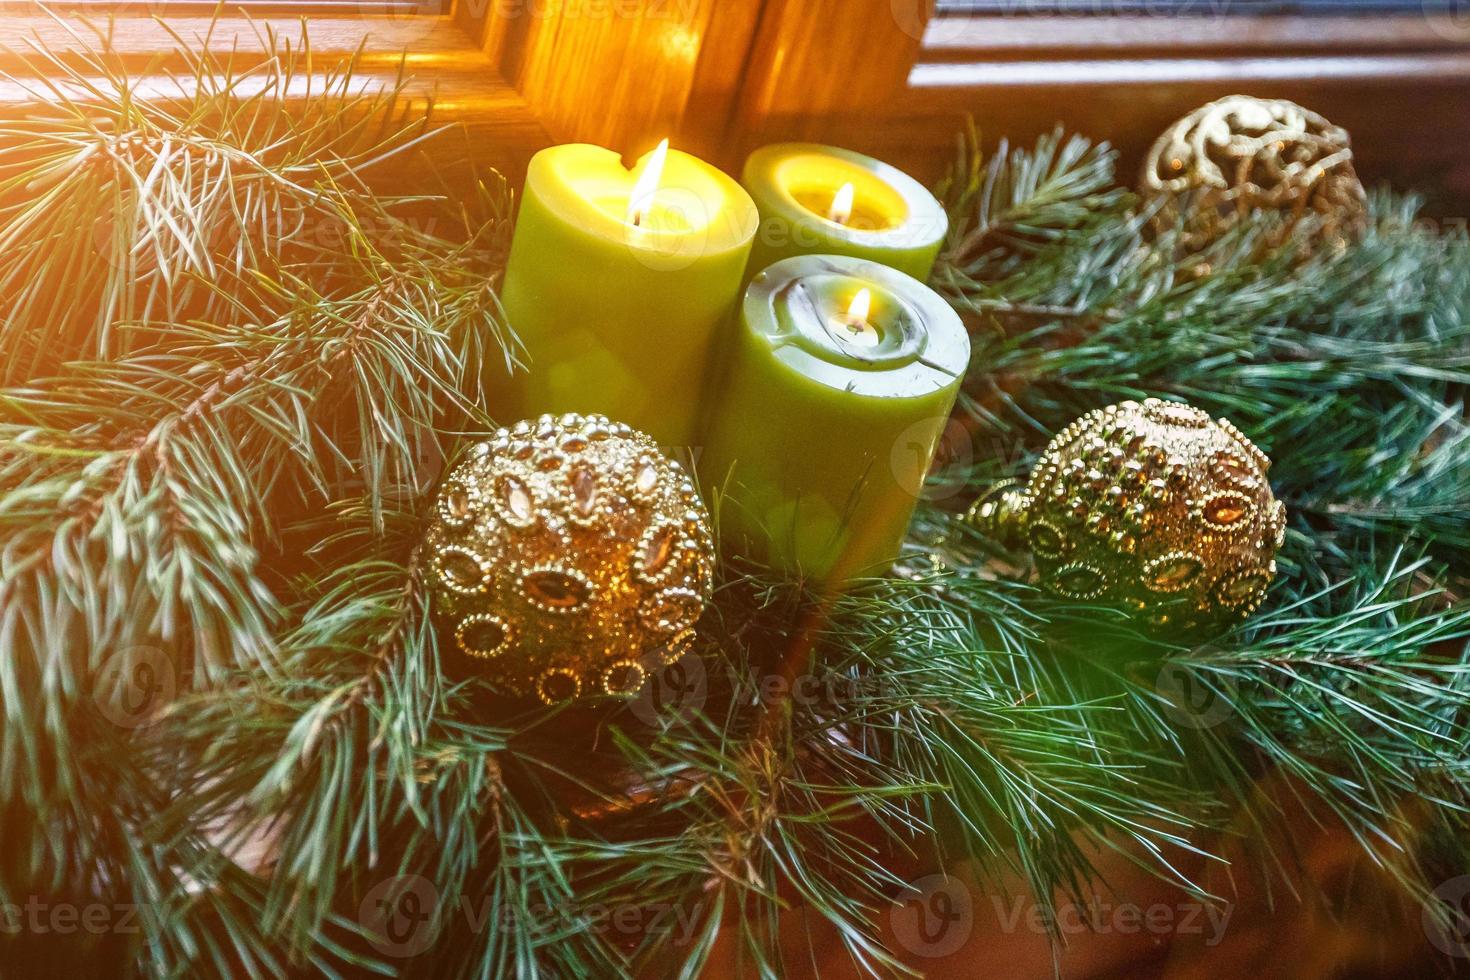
<box><xmin>899</xmin><ymin>9</ymin><xmax>1470</xmax><ymax>193</ymax></box>
<box><xmin>458</xmin><ymin>0</ymin><xmax>1470</xmax><ymax>199</ymax></box>
<box><xmin>0</xmin><ymin>5</ymin><xmax>552</xmax><ymax>180</ymax></box>
<box><xmin>2</xmin><ymin>1</ymin><xmax>1467</xmax><ymax>201</ymax></box>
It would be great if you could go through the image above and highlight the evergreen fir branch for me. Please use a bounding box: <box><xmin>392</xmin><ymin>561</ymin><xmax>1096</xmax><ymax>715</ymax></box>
<box><xmin>932</xmin><ymin>504</ymin><xmax>1470</xmax><ymax>923</ymax></box>
<box><xmin>828</xmin><ymin>576</ymin><xmax>1215</xmax><ymax>899</ymax></box>
<box><xmin>0</xmin><ymin>224</ymin><xmax>509</xmax><ymax>929</ymax></box>
<box><xmin>1147</xmin><ymin>556</ymin><xmax>1470</xmax><ymax>900</ymax></box>
<box><xmin>935</xmin><ymin>125</ymin><xmax>1131</xmax><ymax>285</ymax></box>
<box><xmin>106</xmin><ymin>533</ymin><xmax>1470</xmax><ymax>978</ymax></box>
<box><xmin>0</xmin><ymin>25</ymin><xmax>516</xmax><ymax>970</ymax></box>
<box><xmin>920</xmin><ymin>130</ymin><xmax>1470</xmax><ymax>943</ymax></box>
<box><xmin>3</xmin><ymin>79</ymin><xmax>1468</xmax><ymax>979</ymax></box>
<box><xmin>153</xmin><ymin>499</ymin><xmax>639</xmax><ymax>977</ymax></box>
<box><xmin>445</xmin><ymin>572</ymin><xmax>1215</xmax><ymax>978</ymax></box>
<box><xmin>0</xmin><ymin>14</ymin><xmax>442</xmax><ymax>383</ymax></box>
<box><xmin>936</xmin><ymin>133</ymin><xmax>1470</xmax><ymax>571</ymax></box>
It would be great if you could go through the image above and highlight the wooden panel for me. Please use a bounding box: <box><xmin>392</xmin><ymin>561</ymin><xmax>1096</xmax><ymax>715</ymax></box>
<box><xmin>33</xmin><ymin>0</ymin><xmax>435</xmax><ymax>11</ymax></box>
<box><xmin>14</xmin><ymin>5</ymin><xmax>1464</xmax><ymax>207</ymax></box>
<box><xmin>728</xmin><ymin>9</ymin><xmax>1470</xmax><ymax>210</ymax></box>
<box><xmin>466</xmin><ymin>0</ymin><xmax>765</xmax><ymax>163</ymax></box>
<box><xmin>0</xmin><ymin>14</ymin><xmax>552</xmax><ymax>182</ymax></box>
<box><xmin>728</xmin><ymin>0</ymin><xmax>927</xmax><ymax>166</ymax></box>
<box><xmin>891</xmin><ymin>52</ymin><xmax>1470</xmax><ymax>204</ymax></box>
<box><xmin>920</xmin><ymin>13</ymin><xmax>1470</xmax><ymax>56</ymax></box>
<box><xmin>0</xmin><ymin>14</ymin><xmax>491</xmax><ymax>71</ymax></box>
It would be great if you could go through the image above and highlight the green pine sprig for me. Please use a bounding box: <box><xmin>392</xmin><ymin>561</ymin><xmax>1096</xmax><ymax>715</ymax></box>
<box><xmin>0</xmin><ymin>26</ymin><xmax>1468</xmax><ymax>977</ymax></box>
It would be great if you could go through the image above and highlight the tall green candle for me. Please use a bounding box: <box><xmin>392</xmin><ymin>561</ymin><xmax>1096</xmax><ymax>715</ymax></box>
<box><xmin>701</xmin><ymin>255</ymin><xmax>970</xmax><ymax>583</ymax></box>
<box><xmin>497</xmin><ymin>141</ymin><xmax>758</xmax><ymax>447</ymax></box>
<box><xmin>741</xmin><ymin>143</ymin><xmax>948</xmax><ymax>284</ymax></box>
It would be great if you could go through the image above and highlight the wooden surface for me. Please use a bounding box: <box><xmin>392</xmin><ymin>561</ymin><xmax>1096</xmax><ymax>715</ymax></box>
<box><xmin>463</xmin><ymin>0</ymin><xmax>765</xmax><ymax>161</ymax></box>
<box><xmin>891</xmin><ymin>64</ymin><xmax>1470</xmax><ymax>201</ymax></box>
<box><xmin>920</xmin><ymin>13</ymin><xmax>1470</xmax><ymax>55</ymax></box>
<box><xmin>7</xmin><ymin>5</ymin><xmax>1468</xmax><ymax>203</ymax></box>
<box><xmin>0</xmin><ymin>9</ymin><xmax>1461</xmax><ymax>977</ymax></box>
<box><xmin>692</xmin><ymin>772</ymin><xmax>1443</xmax><ymax>979</ymax></box>
<box><xmin>0</xmin><ymin>13</ymin><xmax>552</xmax><ymax>181</ymax></box>
<box><xmin>725</xmin><ymin>9</ymin><xmax>1470</xmax><ymax>205</ymax></box>
<box><xmin>723</xmin><ymin>0</ymin><xmax>927</xmax><ymax>172</ymax></box>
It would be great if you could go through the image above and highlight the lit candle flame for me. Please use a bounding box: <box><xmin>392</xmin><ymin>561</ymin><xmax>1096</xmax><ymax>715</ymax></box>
<box><xmin>829</xmin><ymin>287</ymin><xmax>879</xmax><ymax>348</ymax></box>
<box><xmin>627</xmin><ymin>138</ymin><xmax>670</xmax><ymax>227</ymax></box>
<box><xmin>828</xmin><ymin>182</ymin><xmax>855</xmax><ymax>225</ymax></box>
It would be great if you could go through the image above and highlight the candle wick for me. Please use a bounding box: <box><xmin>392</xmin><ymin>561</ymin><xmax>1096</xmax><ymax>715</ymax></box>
<box><xmin>828</xmin><ymin>182</ymin><xmax>856</xmax><ymax>226</ymax></box>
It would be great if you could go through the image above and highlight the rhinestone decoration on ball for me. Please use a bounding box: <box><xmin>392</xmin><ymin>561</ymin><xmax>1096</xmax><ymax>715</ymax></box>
<box><xmin>1141</xmin><ymin>95</ymin><xmax>1367</xmax><ymax>254</ymax></box>
<box><xmin>425</xmin><ymin>413</ymin><xmax>714</xmax><ymax>705</ymax></box>
<box><xmin>974</xmin><ymin>399</ymin><xmax>1285</xmax><ymax>633</ymax></box>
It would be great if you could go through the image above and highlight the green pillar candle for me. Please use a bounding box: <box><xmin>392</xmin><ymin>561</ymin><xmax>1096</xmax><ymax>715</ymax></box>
<box><xmin>741</xmin><ymin>143</ymin><xmax>948</xmax><ymax>284</ymax></box>
<box><xmin>497</xmin><ymin>142</ymin><xmax>759</xmax><ymax>447</ymax></box>
<box><xmin>701</xmin><ymin>255</ymin><xmax>970</xmax><ymax>584</ymax></box>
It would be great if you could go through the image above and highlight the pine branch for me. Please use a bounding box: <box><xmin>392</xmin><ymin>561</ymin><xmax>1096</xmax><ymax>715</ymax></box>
<box><xmin>3</xmin><ymin>81</ymin><xmax>1467</xmax><ymax>980</ymax></box>
<box><xmin>140</xmin><ymin>132</ymin><xmax>1470</xmax><ymax>977</ymax></box>
<box><xmin>936</xmin><ymin>133</ymin><xmax>1470</xmax><ymax>571</ymax></box>
<box><xmin>914</xmin><ymin>128</ymin><xmax>1470</xmax><ymax>953</ymax></box>
<box><xmin>0</xmin><ymin>15</ymin><xmax>448</xmax><ymax>385</ymax></box>
<box><xmin>0</xmin><ymin>23</ymin><xmax>517</xmax><ymax>971</ymax></box>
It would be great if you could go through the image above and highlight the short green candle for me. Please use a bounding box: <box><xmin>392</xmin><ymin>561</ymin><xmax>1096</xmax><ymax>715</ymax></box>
<box><xmin>497</xmin><ymin>142</ymin><xmax>759</xmax><ymax>447</ymax></box>
<box><xmin>741</xmin><ymin>143</ymin><xmax>948</xmax><ymax>284</ymax></box>
<box><xmin>701</xmin><ymin>255</ymin><xmax>970</xmax><ymax>583</ymax></box>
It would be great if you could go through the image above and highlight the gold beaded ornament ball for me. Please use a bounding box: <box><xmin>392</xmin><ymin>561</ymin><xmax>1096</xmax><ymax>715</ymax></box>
<box><xmin>969</xmin><ymin>399</ymin><xmax>1286</xmax><ymax>633</ymax></box>
<box><xmin>425</xmin><ymin>413</ymin><xmax>714</xmax><ymax>704</ymax></box>
<box><xmin>1141</xmin><ymin>95</ymin><xmax>1367</xmax><ymax>254</ymax></box>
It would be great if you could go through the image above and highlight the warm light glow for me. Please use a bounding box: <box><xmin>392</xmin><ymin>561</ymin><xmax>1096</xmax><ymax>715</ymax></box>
<box><xmin>627</xmin><ymin>138</ymin><xmax>670</xmax><ymax>227</ymax></box>
<box><xmin>831</xmin><ymin>287</ymin><xmax>879</xmax><ymax>349</ymax></box>
<box><xmin>828</xmin><ymin>182</ymin><xmax>855</xmax><ymax>225</ymax></box>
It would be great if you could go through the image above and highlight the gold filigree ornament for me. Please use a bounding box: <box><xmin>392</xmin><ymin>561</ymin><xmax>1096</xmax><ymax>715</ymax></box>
<box><xmin>424</xmin><ymin>414</ymin><xmax>714</xmax><ymax>704</ymax></box>
<box><xmin>967</xmin><ymin>399</ymin><xmax>1285</xmax><ymax>634</ymax></box>
<box><xmin>1141</xmin><ymin>95</ymin><xmax>1367</xmax><ymax>256</ymax></box>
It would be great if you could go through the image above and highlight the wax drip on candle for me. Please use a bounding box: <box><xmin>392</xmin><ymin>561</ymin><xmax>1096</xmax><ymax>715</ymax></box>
<box><xmin>627</xmin><ymin>138</ymin><xmax>670</xmax><ymax>228</ymax></box>
<box><xmin>828</xmin><ymin>182</ymin><xmax>855</xmax><ymax>225</ymax></box>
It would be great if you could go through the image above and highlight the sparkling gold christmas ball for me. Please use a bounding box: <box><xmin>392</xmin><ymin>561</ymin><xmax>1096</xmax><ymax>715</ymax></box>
<box><xmin>1141</xmin><ymin>95</ymin><xmax>1367</xmax><ymax>254</ymax></box>
<box><xmin>970</xmin><ymin>399</ymin><xmax>1285</xmax><ymax>632</ymax></box>
<box><xmin>425</xmin><ymin>413</ymin><xmax>714</xmax><ymax>704</ymax></box>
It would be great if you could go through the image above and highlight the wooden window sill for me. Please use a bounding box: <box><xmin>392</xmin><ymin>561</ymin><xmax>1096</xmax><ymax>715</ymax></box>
<box><xmin>857</xmin><ymin>10</ymin><xmax>1470</xmax><ymax>197</ymax></box>
<box><xmin>910</xmin><ymin>51</ymin><xmax>1470</xmax><ymax>88</ymax></box>
<box><xmin>0</xmin><ymin>13</ymin><xmax>552</xmax><ymax>177</ymax></box>
<box><xmin>3</xmin><ymin>5</ymin><xmax>1467</xmax><ymax>203</ymax></box>
<box><xmin>913</xmin><ymin>13</ymin><xmax>1470</xmax><ymax>88</ymax></box>
<box><xmin>919</xmin><ymin>13</ymin><xmax>1470</xmax><ymax>56</ymax></box>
